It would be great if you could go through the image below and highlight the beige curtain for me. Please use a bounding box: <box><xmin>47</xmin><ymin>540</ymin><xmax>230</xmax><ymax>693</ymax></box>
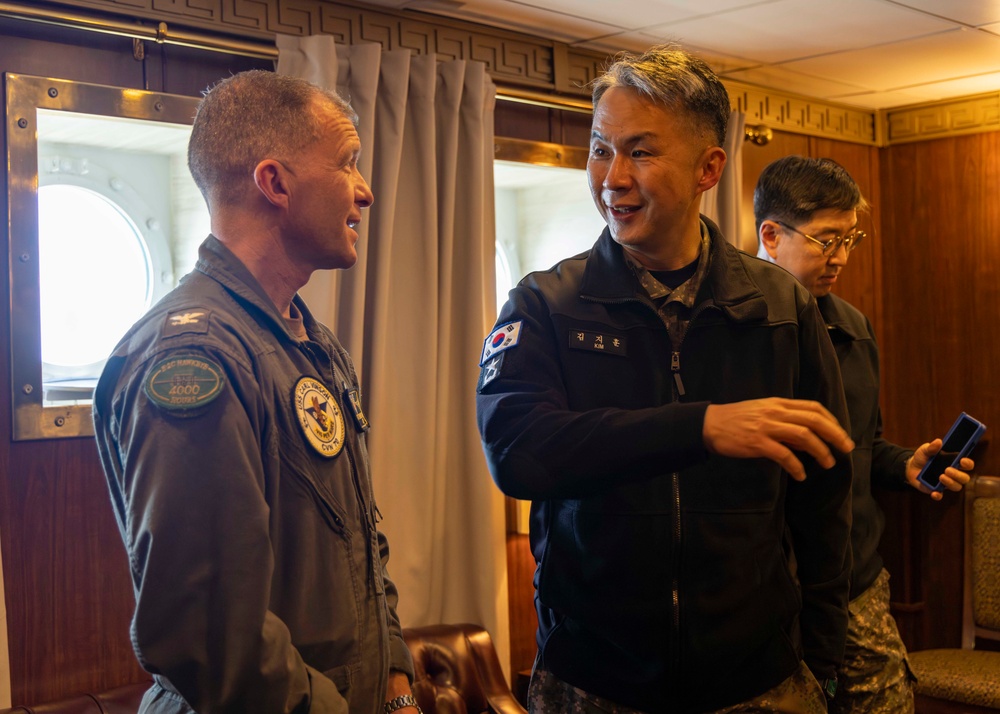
<box><xmin>701</xmin><ymin>110</ymin><xmax>748</xmax><ymax>251</ymax></box>
<box><xmin>276</xmin><ymin>36</ymin><xmax>510</xmax><ymax>676</ymax></box>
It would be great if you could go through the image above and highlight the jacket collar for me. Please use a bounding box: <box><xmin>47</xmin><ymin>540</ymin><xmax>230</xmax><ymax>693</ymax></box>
<box><xmin>194</xmin><ymin>235</ymin><xmax>319</xmax><ymax>343</ymax></box>
<box><xmin>817</xmin><ymin>293</ymin><xmax>865</xmax><ymax>341</ymax></box>
<box><xmin>579</xmin><ymin>217</ymin><xmax>769</xmax><ymax>323</ymax></box>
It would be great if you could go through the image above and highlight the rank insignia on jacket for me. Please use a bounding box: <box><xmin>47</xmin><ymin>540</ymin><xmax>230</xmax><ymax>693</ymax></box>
<box><xmin>162</xmin><ymin>308</ymin><xmax>211</xmax><ymax>338</ymax></box>
<box><xmin>294</xmin><ymin>377</ymin><xmax>346</xmax><ymax>458</ymax></box>
<box><xmin>344</xmin><ymin>386</ymin><xmax>370</xmax><ymax>432</ymax></box>
<box><xmin>143</xmin><ymin>353</ymin><xmax>225</xmax><ymax>413</ymax></box>
<box><xmin>480</xmin><ymin>321</ymin><xmax>522</xmax><ymax>365</ymax></box>
<box><xmin>568</xmin><ymin>328</ymin><xmax>627</xmax><ymax>356</ymax></box>
<box><xmin>477</xmin><ymin>352</ymin><xmax>504</xmax><ymax>392</ymax></box>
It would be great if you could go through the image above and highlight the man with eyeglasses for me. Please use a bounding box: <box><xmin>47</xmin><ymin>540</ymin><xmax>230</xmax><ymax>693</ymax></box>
<box><xmin>755</xmin><ymin>155</ymin><xmax>973</xmax><ymax>714</ymax></box>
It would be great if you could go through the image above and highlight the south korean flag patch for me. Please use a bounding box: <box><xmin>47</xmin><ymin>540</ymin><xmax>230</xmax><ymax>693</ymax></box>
<box><xmin>480</xmin><ymin>321</ymin><xmax>522</xmax><ymax>365</ymax></box>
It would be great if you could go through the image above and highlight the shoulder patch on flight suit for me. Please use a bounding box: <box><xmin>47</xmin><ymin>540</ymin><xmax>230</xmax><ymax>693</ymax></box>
<box><xmin>162</xmin><ymin>308</ymin><xmax>211</xmax><ymax>338</ymax></box>
<box><xmin>143</xmin><ymin>353</ymin><xmax>225</xmax><ymax>413</ymax></box>
<box><xmin>294</xmin><ymin>377</ymin><xmax>346</xmax><ymax>458</ymax></box>
<box><xmin>568</xmin><ymin>328</ymin><xmax>627</xmax><ymax>356</ymax></box>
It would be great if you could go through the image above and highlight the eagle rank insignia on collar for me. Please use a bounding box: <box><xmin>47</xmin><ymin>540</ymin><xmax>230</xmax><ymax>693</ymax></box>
<box><xmin>294</xmin><ymin>377</ymin><xmax>346</xmax><ymax>458</ymax></box>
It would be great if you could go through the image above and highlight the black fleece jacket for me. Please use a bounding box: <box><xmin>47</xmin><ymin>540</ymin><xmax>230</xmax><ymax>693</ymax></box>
<box><xmin>477</xmin><ymin>220</ymin><xmax>853</xmax><ymax>712</ymax></box>
<box><xmin>819</xmin><ymin>293</ymin><xmax>912</xmax><ymax>600</ymax></box>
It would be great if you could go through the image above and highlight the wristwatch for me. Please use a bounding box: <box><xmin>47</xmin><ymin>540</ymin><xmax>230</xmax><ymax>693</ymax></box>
<box><xmin>819</xmin><ymin>676</ymin><xmax>838</xmax><ymax>701</ymax></box>
<box><xmin>384</xmin><ymin>694</ymin><xmax>422</xmax><ymax>713</ymax></box>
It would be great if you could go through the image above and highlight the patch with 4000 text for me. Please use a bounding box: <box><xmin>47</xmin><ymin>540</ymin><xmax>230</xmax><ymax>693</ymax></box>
<box><xmin>143</xmin><ymin>354</ymin><xmax>225</xmax><ymax>411</ymax></box>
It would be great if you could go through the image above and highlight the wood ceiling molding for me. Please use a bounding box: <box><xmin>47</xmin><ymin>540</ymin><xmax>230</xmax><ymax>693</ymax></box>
<box><xmin>564</xmin><ymin>49</ymin><xmax>605</xmax><ymax>95</ymax></box>
<box><xmin>728</xmin><ymin>80</ymin><xmax>878</xmax><ymax>146</ymax></box>
<box><xmin>886</xmin><ymin>93</ymin><xmax>1000</xmax><ymax>145</ymax></box>
<box><xmin>49</xmin><ymin>0</ymin><xmax>573</xmax><ymax>90</ymax></box>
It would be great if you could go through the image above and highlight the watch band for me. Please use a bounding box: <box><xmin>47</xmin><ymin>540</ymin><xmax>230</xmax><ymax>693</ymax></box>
<box><xmin>384</xmin><ymin>694</ymin><xmax>422</xmax><ymax>713</ymax></box>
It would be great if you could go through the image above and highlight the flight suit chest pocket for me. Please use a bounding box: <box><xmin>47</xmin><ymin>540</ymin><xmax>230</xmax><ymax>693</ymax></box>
<box><xmin>278</xmin><ymin>448</ymin><xmax>354</xmax><ymax>538</ymax></box>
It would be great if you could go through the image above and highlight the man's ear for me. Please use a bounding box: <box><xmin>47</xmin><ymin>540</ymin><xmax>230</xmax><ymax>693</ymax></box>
<box><xmin>253</xmin><ymin>159</ymin><xmax>291</xmax><ymax>209</ymax></box>
<box><xmin>759</xmin><ymin>220</ymin><xmax>781</xmax><ymax>260</ymax></box>
<box><xmin>696</xmin><ymin>146</ymin><xmax>727</xmax><ymax>194</ymax></box>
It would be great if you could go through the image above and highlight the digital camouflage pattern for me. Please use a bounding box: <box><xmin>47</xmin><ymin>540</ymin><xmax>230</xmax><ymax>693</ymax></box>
<box><xmin>528</xmin><ymin>662</ymin><xmax>827</xmax><ymax>714</ymax></box>
<box><xmin>831</xmin><ymin>568</ymin><xmax>915</xmax><ymax>714</ymax></box>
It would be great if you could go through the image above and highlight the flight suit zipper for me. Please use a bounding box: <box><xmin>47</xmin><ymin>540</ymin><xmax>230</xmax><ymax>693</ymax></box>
<box><xmin>325</xmin><ymin>354</ymin><xmax>390</xmax><ymax>700</ymax></box>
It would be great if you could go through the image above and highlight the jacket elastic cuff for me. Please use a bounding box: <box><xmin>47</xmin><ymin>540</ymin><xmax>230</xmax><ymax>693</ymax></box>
<box><xmin>895</xmin><ymin>450</ymin><xmax>915</xmax><ymax>489</ymax></box>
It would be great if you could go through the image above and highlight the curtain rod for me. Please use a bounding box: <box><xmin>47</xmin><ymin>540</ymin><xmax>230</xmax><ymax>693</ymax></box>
<box><xmin>0</xmin><ymin>1</ymin><xmax>278</xmax><ymax>58</ymax></box>
<box><xmin>496</xmin><ymin>87</ymin><xmax>593</xmax><ymax>114</ymax></box>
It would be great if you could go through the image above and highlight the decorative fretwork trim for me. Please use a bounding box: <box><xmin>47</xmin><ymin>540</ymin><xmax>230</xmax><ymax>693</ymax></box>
<box><xmin>727</xmin><ymin>80</ymin><xmax>877</xmax><ymax>146</ymax></box>
<box><xmin>885</xmin><ymin>93</ymin><xmax>1000</xmax><ymax>145</ymax></box>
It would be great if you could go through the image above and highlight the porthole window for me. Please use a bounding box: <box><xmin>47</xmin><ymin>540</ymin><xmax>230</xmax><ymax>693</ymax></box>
<box><xmin>37</xmin><ymin>184</ymin><xmax>154</xmax><ymax>401</ymax></box>
<box><xmin>493</xmin><ymin>159</ymin><xmax>604</xmax><ymax>318</ymax></box>
<box><xmin>7</xmin><ymin>75</ymin><xmax>203</xmax><ymax>439</ymax></box>
<box><xmin>35</xmin><ymin>143</ymin><xmax>178</xmax><ymax>405</ymax></box>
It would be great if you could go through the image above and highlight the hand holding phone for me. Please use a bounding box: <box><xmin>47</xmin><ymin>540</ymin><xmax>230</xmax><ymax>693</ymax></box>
<box><xmin>915</xmin><ymin>412</ymin><xmax>986</xmax><ymax>492</ymax></box>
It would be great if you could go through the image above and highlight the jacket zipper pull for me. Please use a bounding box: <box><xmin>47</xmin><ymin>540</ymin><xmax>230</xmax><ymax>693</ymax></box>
<box><xmin>671</xmin><ymin>351</ymin><xmax>686</xmax><ymax>397</ymax></box>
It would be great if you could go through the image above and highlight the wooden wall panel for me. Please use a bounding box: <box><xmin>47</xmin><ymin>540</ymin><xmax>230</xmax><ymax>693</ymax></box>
<box><xmin>505</xmin><ymin>533</ymin><xmax>537</xmax><ymax>681</ymax></box>
<box><xmin>494</xmin><ymin>101</ymin><xmax>551</xmax><ymax>144</ymax></box>
<box><xmin>809</xmin><ymin>137</ymin><xmax>883</xmax><ymax>337</ymax></box>
<box><xmin>877</xmin><ymin>131</ymin><xmax>1000</xmax><ymax>651</ymax></box>
<box><xmin>879</xmin><ymin>133</ymin><xmax>1000</xmax><ymax>456</ymax></box>
<box><xmin>738</xmin><ymin>130</ymin><xmax>810</xmax><ymax>250</ymax></box>
<box><xmin>494</xmin><ymin>100</ymin><xmax>590</xmax><ymax>148</ymax></box>
<box><xmin>3</xmin><ymin>442</ymin><xmax>145</xmax><ymax>697</ymax></box>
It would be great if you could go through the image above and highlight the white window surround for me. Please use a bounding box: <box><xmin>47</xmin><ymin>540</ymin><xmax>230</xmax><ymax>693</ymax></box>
<box><xmin>37</xmin><ymin>147</ymin><xmax>174</xmax><ymax>403</ymax></box>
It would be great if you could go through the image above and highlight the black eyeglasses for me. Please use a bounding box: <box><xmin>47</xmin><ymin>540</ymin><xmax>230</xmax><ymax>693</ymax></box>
<box><xmin>776</xmin><ymin>220</ymin><xmax>866</xmax><ymax>257</ymax></box>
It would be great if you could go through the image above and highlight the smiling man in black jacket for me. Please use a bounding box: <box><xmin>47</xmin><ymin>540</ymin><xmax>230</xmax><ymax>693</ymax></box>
<box><xmin>477</xmin><ymin>46</ymin><xmax>855</xmax><ymax>713</ymax></box>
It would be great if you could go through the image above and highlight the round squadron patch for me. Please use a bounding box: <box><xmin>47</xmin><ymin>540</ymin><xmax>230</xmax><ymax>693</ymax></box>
<box><xmin>294</xmin><ymin>377</ymin><xmax>346</xmax><ymax>458</ymax></box>
<box><xmin>144</xmin><ymin>354</ymin><xmax>225</xmax><ymax>412</ymax></box>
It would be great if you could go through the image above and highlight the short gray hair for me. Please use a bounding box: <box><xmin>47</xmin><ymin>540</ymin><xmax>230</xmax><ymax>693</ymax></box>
<box><xmin>591</xmin><ymin>45</ymin><xmax>730</xmax><ymax>147</ymax></box>
<box><xmin>188</xmin><ymin>70</ymin><xmax>357</xmax><ymax>208</ymax></box>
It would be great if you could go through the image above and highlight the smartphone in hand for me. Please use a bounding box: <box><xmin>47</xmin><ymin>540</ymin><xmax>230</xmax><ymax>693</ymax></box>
<box><xmin>916</xmin><ymin>412</ymin><xmax>986</xmax><ymax>491</ymax></box>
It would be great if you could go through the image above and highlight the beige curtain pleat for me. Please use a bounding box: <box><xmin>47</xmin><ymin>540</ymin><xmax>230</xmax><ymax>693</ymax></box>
<box><xmin>700</xmin><ymin>110</ymin><xmax>747</xmax><ymax>250</ymax></box>
<box><xmin>276</xmin><ymin>36</ymin><xmax>510</xmax><ymax>679</ymax></box>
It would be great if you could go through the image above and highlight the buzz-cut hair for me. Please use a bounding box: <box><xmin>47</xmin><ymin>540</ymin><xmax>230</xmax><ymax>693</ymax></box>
<box><xmin>188</xmin><ymin>70</ymin><xmax>357</xmax><ymax>208</ymax></box>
